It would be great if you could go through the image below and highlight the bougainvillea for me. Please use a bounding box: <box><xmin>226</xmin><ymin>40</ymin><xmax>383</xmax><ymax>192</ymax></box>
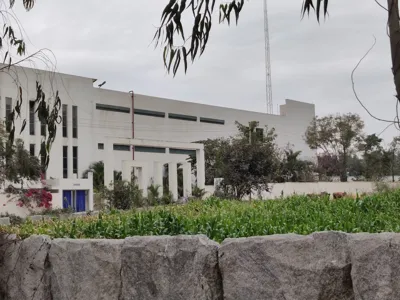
<box><xmin>16</xmin><ymin>188</ymin><xmax>52</xmax><ymax>209</ymax></box>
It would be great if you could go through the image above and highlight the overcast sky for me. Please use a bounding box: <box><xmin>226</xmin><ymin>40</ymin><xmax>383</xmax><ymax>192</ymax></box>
<box><xmin>11</xmin><ymin>0</ymin><xmax>398</xmax><ymax>144</ymax></box>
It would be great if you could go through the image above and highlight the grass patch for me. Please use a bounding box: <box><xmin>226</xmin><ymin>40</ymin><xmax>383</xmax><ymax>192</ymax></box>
<box><xmin>2</xmin><ymin>190</ymin><xmax>400</xmax><ymax>243</ymax></box>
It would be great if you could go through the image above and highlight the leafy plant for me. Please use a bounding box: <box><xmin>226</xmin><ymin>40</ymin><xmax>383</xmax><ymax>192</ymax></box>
<box><xmin>192</xmin><ymin>185</ymin><xmax>206</xmax><ymax>199</ymax></box>
<box><xmin>101</xmin><ymin>180</ymin><xmax>144</xmax><ymax>210</ymax></box>
<box><xmin>161</xmin><ymin>191</ymin><xmax>174</xmax><ymax>205</ymax></box>
<box><xmin>147</xmin><ymin>183</ymin><xmax>162</xmax><ymax>206</ymax></box>
<box><xmin>82</xmin><ymin>161</ymin><xmax>123</xmax><ymax>191</ymax></box>
<box><xmin>7</xmin><ymin>189</ymin><xmax>400</xmax><ymax>243</ymax></box>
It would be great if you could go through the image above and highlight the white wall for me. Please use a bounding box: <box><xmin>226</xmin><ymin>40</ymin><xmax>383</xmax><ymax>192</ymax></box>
<box><xmin>134</xmin><ymin>94</ymin><xmax>316</xmax><ymax>160</ymax></box>
<box><xmin>204</xmin><ymin>181</ymin><xmax>400</xmax><ymax>199</ymax></box>
<box><xmin>0</xmin><ymin>64</ymin><xmax>316</xmax><ymax>181</ymax></box>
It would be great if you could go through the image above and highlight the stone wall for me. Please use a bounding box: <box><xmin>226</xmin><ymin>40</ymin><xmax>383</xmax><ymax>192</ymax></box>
<box><xmin>1</xmin><ymin>232</ymin><xmax>399</xmax><ymax>300</ymax></box>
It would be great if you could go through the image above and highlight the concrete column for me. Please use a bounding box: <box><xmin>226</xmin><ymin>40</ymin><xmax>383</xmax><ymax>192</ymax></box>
<box><xmin>182</xmin><ymin>163</ymin><xmax>192</xmax><ymax>197</ymax></box>
<box><xmin>87</xmin><ymin>171</ymin><xmax>94</xmax><ymax>211</ymax></box>
<box><xmin>196</xmin><ymin>148</ymin><xmax>205</xmax><ymax>189</ymax></box>
<box><xmin>168</xmin><ymin>162</ymin><xmax>178</xmax><ymax>201</ymax></box>
<box><xmin>122</xmin><ymin>161</ymin><xmax>131</xmax><ymax>182</ymax></box>
<box><xmin>104</xmin><ymin>140</ymin><xmax>114</xmax><ymax>189</ymax></box>
<box><xmin>141</xmin><ymin>164</ymin><xmax>150</xmax><ymax>198</ymax></box>
<box><xmin>153</xmin><ymin>162</ymin><xmax>164</xmax><ymax>196</ymax></box>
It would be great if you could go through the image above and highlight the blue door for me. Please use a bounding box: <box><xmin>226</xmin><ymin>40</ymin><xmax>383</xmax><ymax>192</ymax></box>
<box><xmin>62</xmin><ymin>190</ymin><xmax>72</xmax><ymax>209</ymax></box>
<box><xmin>76</xmin><ymin>190</ymin><xmax>86</xmax><ymax>212</ymax></box>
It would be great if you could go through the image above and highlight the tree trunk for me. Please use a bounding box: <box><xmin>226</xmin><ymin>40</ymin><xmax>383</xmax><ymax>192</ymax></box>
<box><xmin>340</xmin><ymin>150</ymin><xmax>348</xmax><ymax>182</ymax></box>
<box><xmin>392</xmin><ymin>149</ymin><xmax>396</xmax><ymax>182</ymax></box>
<box><xmin>388</xmin><ymin>0</ymin><xmax>400</xmax><ymax>100</ymax></box>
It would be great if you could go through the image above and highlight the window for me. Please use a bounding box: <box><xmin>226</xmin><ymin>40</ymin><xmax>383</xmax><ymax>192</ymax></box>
<box><xmin>29</xmin><ymin>144</ymin><xmax>35</xmax><ymax>156</ymax></box>
<box><xmin>199</xmin><ymin>117</ymin><xmax>225</xmax><ymax>125</ymax></box>
<box><xmin>96</xmin><ymin>103</ymin><xmax>130</xmax><ymax>113</ymax></box>
<box><xmin>256</xmin><ymin>128</ymin><xmax>264</xmax><ymax>141</ymax></box>
<box><xmin>169</xmin><ymin>148</ymin><xmax>196</xmax><ymax>156</ymax></box>
<box><xmin>62</xmin><ymin>104</ymin><xmax>68</xmax><ymax>138</ymax></box>
<box><xmin>41</xmin><ymin>120</ymin><xmax>46</xmax><ymax>137</ymax></box>
<box><xmin>29</xmin><ymin>101</ymin><xmax>35</xmax><ymax>135</ymax></box>
<box><xmin>72</xmin><ymin>106</ymin><xmax>78</xmax><ymax>138</ymax></box>
<box><xmin>5</xmin><ymin>97</ymin><xmax>12</xmax><ymax>133</ymax></box>
<box><xmin>168</xmin><ymin>113</ymin><xmax>197</xmax><ymax>122</ymax></box>
<box><xmin>73</xmin><ymin>146</ymin><xmax>78</xmax><ymax>175</ymax></box>
<box><xmin>135</xmin><ymin>146</ymin><xmax>165</xmax><ymax>154</ymax></box>
<box><xmin>113</xmin><ymin>144</ymin><xmax>131</xmax><ymax>151</ymax></box>
<box><xmin>98</xmin><ymin>143</ymin><xmax>104</xmax><ymax>150</ymax></box>
<box><xmin>134</xmin><ymin>109</ymin><xmax>165</xmax><ymax>118</ymax></box>
<box><xmin>63</xmin><ymin>146</ymin><xmax>68</xmax><ymax>178</ymax></box>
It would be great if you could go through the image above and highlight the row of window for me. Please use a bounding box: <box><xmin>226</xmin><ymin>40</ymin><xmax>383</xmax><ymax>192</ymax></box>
<box><xmin>3</xmin><ymin>98</ymin><xmax>79</xmax><ymax>139</ymax></box>
<box><xmin>95</xmin><ymin>103</ymin><xmax>225</xmax><ymax>125</ymax></box>
<box><xmin>107</xmin><ymin>143</ymin><xmax>195</xmax><ymax>156</ymax></box>
<box><xmin>62</xmin><ymin>104</ymin><xmax>78</xmax><ymax>138</ymax></box>
<box><xmin>29</xmin><ymin>144</ymin><xmax>78</xmax><ymax>179</ymax></box>
<box><xmin>62</xmin><ymin>146</ymin><xmax>78</xmax><ymax>179</ymax></box>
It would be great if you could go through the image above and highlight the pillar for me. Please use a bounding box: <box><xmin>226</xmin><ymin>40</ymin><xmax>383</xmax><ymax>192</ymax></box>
<box><xmin>182</xmin><ymin>163</ymin><xmax>192</xmax><ymax>198</ymax></box>
<box><xmin>141</xmin><ymin>163</ymin><xmax>150</xmax><ymax>198</ymax></box>
<box><xmin>153</xmin><ymin>162</ymin><xmax>164</xmax><ymax>196</ymax></box>
<box><xmin>168</xmin><ymin>162</ymin><xmax>178</xmax><ymax>201</ymax></box>
<box><xmin>122</xmin><ymin>161</ymin><xmax>131</xmax><ymax>182</ymax></box>
<box><xmin>87</xmin><ymin>171</ymin><xmax>94</xmax><ymax>211</ymax></box>
<box><xmin>196</xmin><ymin>148</ymin><xmax>205</xmax><ymax>189</ymax></box>
<box><xmin>104</xmin><ymin>141</ymin><xmax>114</xmax><ymax>189</ymax></box>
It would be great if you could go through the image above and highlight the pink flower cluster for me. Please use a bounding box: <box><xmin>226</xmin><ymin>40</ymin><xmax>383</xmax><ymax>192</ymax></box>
<box><xmin>20</xmin><ymin>189</ymin><xmax>53</xmax><ymax>209</ymax></box>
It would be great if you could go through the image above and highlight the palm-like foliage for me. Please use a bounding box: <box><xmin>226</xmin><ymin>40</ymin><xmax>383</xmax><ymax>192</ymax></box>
<box><xmin>82</xmin><ymin>161</ymin><xmax>122</xmax><ymax>191</ymax></box>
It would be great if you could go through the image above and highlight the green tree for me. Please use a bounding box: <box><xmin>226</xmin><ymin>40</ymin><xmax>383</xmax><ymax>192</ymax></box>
<box><xmin>358</xmin><ymin>134</ymin><xmax>387</xmax><ymax>180</ymax></box>
<box><xmin>216</xmin><ymin>136</ymin><xmax>279</xmax><ymax>199</ymax></box>
<box><xmin>276</xmin><ymin>147</ymin><xmax>314</xmax><ymax>183</ymax></box>
<box><xmin>305</xmin><ymin>114</ymin><xmax>364</xmax><ymax>182</ymax></box>
<box><xmin>188</xmin><ymin>138</ymin><xmax>230</xmax><ymax>185</ymax></box>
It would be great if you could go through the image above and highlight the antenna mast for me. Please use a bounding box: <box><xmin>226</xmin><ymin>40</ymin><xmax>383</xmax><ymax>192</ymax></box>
<box><xmin>263</xmin><ymin>0</ymin><xmax>273</xmax><ymax>114</ymax></box>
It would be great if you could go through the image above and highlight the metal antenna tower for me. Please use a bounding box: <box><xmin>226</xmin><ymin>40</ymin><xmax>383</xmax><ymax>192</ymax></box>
<box><xmin>263</xmin><ymin>0</ymin><xmax>273</xmax><ymax>114</ymax></box>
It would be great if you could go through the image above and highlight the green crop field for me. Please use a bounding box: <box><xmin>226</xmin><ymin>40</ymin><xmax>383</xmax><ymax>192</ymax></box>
<box><xmin>3</xmin><ymin>190</ymin><xmax>400</xmax><ymax>243</ymax></box>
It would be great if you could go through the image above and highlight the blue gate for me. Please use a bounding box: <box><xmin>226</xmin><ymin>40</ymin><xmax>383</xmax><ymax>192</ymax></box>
<box><xmin>62</xmin><ymin>190</ymin><xmax>72</xmax><ymax>209</ymax></box>
<box><xmin>76</xmin><ymin>190</ymin><xmax>86</xmax><ymax>212</ymax></box>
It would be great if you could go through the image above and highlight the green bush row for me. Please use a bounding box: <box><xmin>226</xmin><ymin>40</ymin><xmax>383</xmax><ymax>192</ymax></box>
<box><xmin>3</xmin><ymin>190</ymin><xmax>400</xmax><ymax>243</ymax></box>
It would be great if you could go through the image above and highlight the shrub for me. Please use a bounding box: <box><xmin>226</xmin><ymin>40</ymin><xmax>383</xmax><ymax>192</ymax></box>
<box><xmin>101</xmin><ymin>180</ymin><xmax>143</xmax><ymax>210</ymax></box>
<box><xmin>192</xmin><ymin>185</ymin><xmax>206</xmax><ymax>199</ymax></box>
<box><xmin>147</xmin><ymin>183</ymin><xmax>162</xmax><ymax>206</ymax></box>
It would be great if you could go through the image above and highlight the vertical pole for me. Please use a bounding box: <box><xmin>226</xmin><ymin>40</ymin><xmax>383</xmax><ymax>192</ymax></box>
<box><xmin>196</xmin><ymin>148</ymin><xmax>205</xmax><ymax>189</ymax></box>
<box><xmin>88</xmin><ymin>171</ymin><xmax>94</xmax><ymax>211</ymax></box>
<box><xmin>182</xmin><ymin>163</ymin><xmax>192</xmax><ymax>198</ymax></box>
<box><xmin>168</xmin><ymin>162</ymin><xmax>178</xmax><ymax>201</ymax></box>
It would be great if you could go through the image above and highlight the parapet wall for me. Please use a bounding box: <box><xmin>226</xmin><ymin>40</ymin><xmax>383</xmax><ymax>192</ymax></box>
<box><xmin>0</xmin><ymin>232</ymin><xmax>397</xmax><ymax>300</ymax></box>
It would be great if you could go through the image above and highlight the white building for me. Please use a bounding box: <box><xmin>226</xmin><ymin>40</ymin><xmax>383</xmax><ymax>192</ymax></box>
<box><xmin>0</xmin><ymin>65</ymin><xmax>315</xmax><ymax>210</ymax></box>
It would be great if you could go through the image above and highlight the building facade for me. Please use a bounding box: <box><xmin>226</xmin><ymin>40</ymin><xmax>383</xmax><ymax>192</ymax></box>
<box><xmin>0</xmin><ymin>65</ymin><xmax>316</xmax><ymax>181</ymax></box>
